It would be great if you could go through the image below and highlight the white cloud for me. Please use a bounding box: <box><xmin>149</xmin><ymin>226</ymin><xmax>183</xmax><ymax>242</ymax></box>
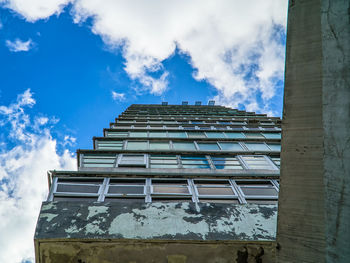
<box><xmin>5</xmin><ymin>38</ymin><xmax>34</xmax><ymax>52</ymax></box>
<box><xmin>0</xmin><ymin>0</ymin><xmax>71</xmax><ymax>21</ymax></box>
<box><xmin>111</xmin><ymin>91</ymin><xmax>126</xmax><ymax>101</ymax></box>
<box><xmin>0</xmin><ymin>90</ymin><xmax>76</xmax><ymax>263</ymax></box>
<box><xmin>2</xmin><ymin>0</ymin><xmax>287</xmax><ymax>113</ymax></box>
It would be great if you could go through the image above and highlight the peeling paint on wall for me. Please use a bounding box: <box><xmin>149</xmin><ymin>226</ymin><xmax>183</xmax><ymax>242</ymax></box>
<box><xmin>35</xmin><ymin>201</ymin><xmax>278</xmax><ymax>242</ymax></box>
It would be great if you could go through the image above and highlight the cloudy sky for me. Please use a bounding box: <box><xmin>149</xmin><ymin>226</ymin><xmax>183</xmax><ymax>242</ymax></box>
<box><xmin>0</xmin><ymin>1</ymin><xmax>288</xmax><ymax>262</ymax></box>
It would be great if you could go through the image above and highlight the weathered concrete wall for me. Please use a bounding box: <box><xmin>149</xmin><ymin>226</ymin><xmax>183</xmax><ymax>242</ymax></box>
<box><xmin>36</xmin><ymin>202</ymin><xmax>277</xmax><ymax>241</ymax></box>
<box><xmin>277</xmin><ymin>0</ymin><xmax>350</xmax><ymax>262</ymax></box>
<box><xmin>37</xmin><ymin>240</ymin><xmax>276</xmax><ymax>263</ymax></box>
<box><xmin>35</xmin><ymin>201</ymin><xmax>278</xmax><ymax>263</ymax></box>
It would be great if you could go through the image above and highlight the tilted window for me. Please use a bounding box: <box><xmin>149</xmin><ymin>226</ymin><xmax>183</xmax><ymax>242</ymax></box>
<box><xmin>82</xmin><ymin>154</ymin><xmax>116</xmax><ymax>168</ymax></box>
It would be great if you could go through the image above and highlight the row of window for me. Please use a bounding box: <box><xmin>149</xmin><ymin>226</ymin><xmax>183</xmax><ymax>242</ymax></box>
<box><xmin>112</xmin><ymin>124</ymin><xmax>280</xmax><ymax>131</ymax></box>
<box><xmin>106</xmin><ymin>131</ymin><xmax>281</xmax><ymax>140</ymax></box>
<box><xmin>49</xmin><ymin>177</ymin><xmax>279</xmax><ymax>204</ymax></box>
<box><xmin>95</xmin><ymin>140</ymin><xmax>281</xmax><ymax>152</ymax></box>
<box><xmin>116</xmin><ymin>120</ymin><xmax>276</xmax><ymax>125</ymax></box>
<box><xmin>81</xmin><ymin>154</ymin><xmax>280</xmax><ymax>170</ymax></box>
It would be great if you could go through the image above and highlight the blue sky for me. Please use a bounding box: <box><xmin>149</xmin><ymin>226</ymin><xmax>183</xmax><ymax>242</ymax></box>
<box><xmin>0</xmin><ymin>1</ymin><xmax>287</xmax><ymax>262</ymax></box>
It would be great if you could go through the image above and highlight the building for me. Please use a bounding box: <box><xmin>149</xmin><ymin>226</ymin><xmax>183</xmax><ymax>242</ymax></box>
<box><xmin>35</xmin><ymin>102</ymin><xmax>282</xmax><ymax>263</ymax></box>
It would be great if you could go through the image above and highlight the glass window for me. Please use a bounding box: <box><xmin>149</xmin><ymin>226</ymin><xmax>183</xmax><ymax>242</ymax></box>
<box><xmin>197</xmin><ymin>142</ymin><xmax>220</xmax><ymax>151</ymax></box>
<box><xmin>187</xmin><ymin>132</ymin><xmax>206</xmax><ymax>138</ymax></box>
<box><xmin>151</xmin><ymin>179</ymin><xmax>191</xmax><ymax>196</ymax></box>
<box><xmin>96</xmin><ymin>141</ymin><xmax>123</xmax><ymax>150</ymax></box>
<box><xmin>267</xmin><ymin>143</ymin><xmax>281</xmax><ymax>151</ymax></box>
<box><xmin>194</xmin><ymin>180</ymin><xmax>237</xmax><ymax>201</ymax></box>
<box><xmin>173</xmin><ymin>142</ymin><xmax>196</xmax><ymax>151</ymax></box>
<box><xmin>82</xmin><ymin>154</ymin><xmax>116</xmax><ymax>168</ymax></box>
<box><xmin>126</xmin><ymin>141</ymin><xmax>148</xmax><ymax>150</ymax></box>
<box><xmin>240</xmin><ymin>155</ymin><xmax>276</xmax><ymax>169</ymax></box>
<box><xmin>107</xmin><ymin>179</ymin><xmax>145</xmax><ymax>196</ymax></box>
<box><xmin>270</xmin><ymin>157</ymin><xmax>280</xmax><ymax>167</ymax></box>
<box><xmin>180</xmin><ymin>156</ymin><xmax>210</xmax><ymax>169</ymax></box>
<box><xmin>53</xmin><ymin>178</ymin><xmax>103</xmax><ymax>201</ymax></box>
<box><xmin>225</xmin><ymin>132</ymin><xmax>245</xmax><ymax>139</ymax></box>
<box><xmin>236</xmin><ymin>181</ymin><xmax>278</xmax><ymax>197</ymax></box>
<box><xmin>262</xmin><ymin>133</ymin><xmax>281</xmax><ymax>139</ymax></box>
<box><xmin>211</xmin><ymin>156</ymin><xmax>243</xmax><ymax>170</ymax></box>
<box><xmin>118</xmin><ymin>154</ymin><xmax>146</xmax><ymax>167</ymax></box>
<box><xmin>183</xmin><ymin>126</ymin><xmax>196</xmax><ymax>130</ymax></box>
<box><xmin>219</xmin><ymin>142</ymin><xmax>244</xmax><ymax>151</ymax></box>
<box><xmin>150</xmin><ymin>155</ymin><xmax>178</xmax><ymax>168</ymax></box>
<box><xmin>129</xmin><ymin>131</ymin><xmax>148</xmax><ymax>137</ymax></box>
<box><xmin>244</xmin><ymin>142</ymin><xmax>270</xmax><ymax>151</ymax></box>
<box><xmin>168</xmin><ymin>131</ymin><xmax>187</xmax><ymax>138</ymax></box>
<box><xmin>106</xmin><ymin>131</ymin><xmax>128</xmax><ymax>137</ymax></box>
<box><xmin>205</xmin><ymin>132</ymin><xmax>225</xmax><ymax>138</ymax></box>
<box><xmin>149</xmin><ymin>131</ymin><xmax>167</xmax><ymax>138</ymax></box>
<box><xmin>244</xmin><ymin>133</ymin><xmax>264</xmax><ymax>139</ymax></box>
<box><xmin>56</xmin><ymin>184</ymin><xmax>100</xmax><ymax>193</ymax></box>
<box><xmin>149</xmin><ymin>141</ymin><xmax>170</xmax><ymax>150</ymax></box>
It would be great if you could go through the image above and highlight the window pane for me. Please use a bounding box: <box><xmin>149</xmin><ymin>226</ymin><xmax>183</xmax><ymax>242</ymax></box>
<box><xmin>219</xmin><ymin>142</ymin><xmax>244</xmax><ymax>151</ymax></box>
<box><xmin>181</xmin><ymin>156</ymin><xmax>210</xmax><ymax>168</ymax></box>
<box><xmin>240</xmin><ymin>187</ymin><xmax>278</xmax><ymax>196</ymax></box>
<box><xmin>173</xmin><ymin>142</ymin><xmax>196</xmax><ymax>150</ymax></box>
<box><xmin>187</xmin><ymin>132</ymin><xmax>205</xmax><ymax>138</ymax></box>
<box><xmin>268</xmin><ymin>144</ymin><xmax>281</xmax><ymax>151</ymax></box>
<box><xmin>129</xmin><ymin>131</ymin><xmax>148</xmax><ymax>137</ymax></box>
<box><xmin>205</xmin><ymin>132</ymin><xmax>225</xmax><ymax>138</ymax></box>
<box><xmin>119</xmin><ymin>155</ymin><xmax>145</xmax><ymax>166</ymax></box>
<box><xmin>104</xmin><ymin>197</ymin><xmax>145</xmax><ymax>203</ymax></box>
<box><xmin>168</xmin><ymin>132</ymin><xmax>187</xmax><ymax>138</ymax></box>
<box><xmin>244</xmin><ymin>143</ymin><xmax>270</xmax><ymax>151</ymax></box>
<box><xmin>106</xmin><ymin>131</ymin><xmax>128</xmax><ymax>137</ymax></box>
<box><xmin>150</xmin><ymin>155</ymin><xmax>178</xmax><ymax>168</ymax></box>
<box><xmin>244</xmin><ymin>133</ymin><xmax>264</xmax><ymax>139</ymax></box>
<box><xmin>224</xmin><ymin>132</ymin><xmax>245</xmax><ymax>139</ymax></box>
<box><xmin>108</xmin><ymin>185</ymin><xmax>144</xmax><ymax>194</ymax></box>
<box><xmin>197</xmin><ymin>187</ymin><xmax>234</xmax><ymax>195</ymax></box>
<box><xmin>56</xmin><ymin>184</ymin><xmax>100</xmax><ymax>193</ymax></box>
<box><xmin>149</xmin><ymin>142</ymin><xmax>170</xmax><ymax>150</ymax></box>
<box><xmin>53</xmin><ymin>196</ymin><xmax>98</xmax><ymax>201</ymax></box>
<box><xmin>240</xmin><ymin>156</ymin><xmax>275</xmax><ymax>169</ymax></box>
<box><xmin>97</xmin><ymin>141</ymin><xmax>123</xmax><ymax>150</ymax></box>
<box><xmin>262</xmin><ymin>133</ymin><xmax>281</xmax><ymax>139</ymax></box>
<box><xmin>149</xmin><ymin>131</ymin><xmax>167</xmax><ymax>138</ymax></box>
<box><xmin>153</xmin><ymin>186</ymin><xmax>189</xmax><ymax>194</ymax></box>
<box><xmin>83</xmin><ymin>154</ymin><xmax>116</xmax><ymax>168</ymax></box>
<box><xmin>211</xmin><ymin>156</ymin><xmax>243</xmax><ymax>169</ymax></box>
<box><xmin>270</xmin><ymin>157</ymin><xmax>280</xmax><ymax>167</ymax></box>
<box><xmin>126</xmin><ymin>141</ymin><xmax>148</xmax><ymax>150</ymax></box>
<box><xmin>197</xmin><ymin>143</ymin><xmax>220</xmax><ymax>150</ymax></box>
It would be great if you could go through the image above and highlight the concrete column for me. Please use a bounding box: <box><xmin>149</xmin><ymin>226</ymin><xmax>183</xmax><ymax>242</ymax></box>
<box><xmin>277</xmin><ymin>0</ymin><xmax>350</xmax><ymax>262</ymax></box>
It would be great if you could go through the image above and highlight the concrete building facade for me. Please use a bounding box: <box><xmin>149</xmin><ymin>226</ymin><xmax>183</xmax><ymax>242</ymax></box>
<box><xmin>35</xmin><ymin>103</ymin><xmax>282</xmax><ymax>263</ymax></box>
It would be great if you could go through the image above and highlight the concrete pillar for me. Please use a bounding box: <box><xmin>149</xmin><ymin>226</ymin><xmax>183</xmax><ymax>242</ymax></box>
<box><xmin>277</xmin><ymin>0</ymin><xmax>350</xmax><ymax>262</ymax></box>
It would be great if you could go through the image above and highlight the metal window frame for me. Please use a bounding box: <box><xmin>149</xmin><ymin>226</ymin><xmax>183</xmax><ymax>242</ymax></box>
<box><xmin>193</xmin><ymin>179</ymin><xmax>239</xmax><ymax>201</ymax></box>
<box><xmin>116</xmin><ymin>153</ymin><xmax>148</xmax><ymax>168</ymax></box>
<box><xmin>50</xmin><ymin>177</ymin><xmax>105</xmax><ymax>201</ymax></box>
<box><xmin>210</xmin><ymin>156</ymin><xmax>243</xmax><ymax>170</ymax></box>
<box><xmin>234</xmin><ymin>179</ymin><xmax>279</xmax><ymax>201</ymax></box>
<box><xmin>104</xmin><ymin>178</ymin><xmax>147</xmax><ymax>199</ymax></box>
<box><xmin>238</xmin><ymin>155</ymin><xmax>279</xmax><ymax>170</ymax></box>
<box><xmin>81</xmin><ymin>153</ymin><xmax>118</xmax><ymax>168</ymax></box>
<box><xmin>180</xmin><ymin>155</ymin><xmax>211</xmax><ymax>169</ymax></box>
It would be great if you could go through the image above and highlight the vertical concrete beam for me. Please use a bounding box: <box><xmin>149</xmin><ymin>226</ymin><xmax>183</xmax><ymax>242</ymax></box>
<box><xmin>277</xmin><ymin>0</ymin><xmax>350</xmax><ymax>262</ymax></box>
